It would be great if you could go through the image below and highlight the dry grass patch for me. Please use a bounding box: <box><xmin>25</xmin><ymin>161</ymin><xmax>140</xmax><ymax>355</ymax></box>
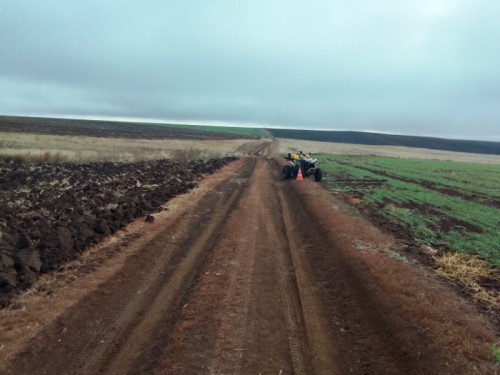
<box><xmin>0</xmin><ymin>131</ymin><xmax>267</xmax><ymax>163</ymax></box>
<box><xmin>434</xmin><ymin>253</ymin><xmax>499</xmax><ymax>309</ymax></box>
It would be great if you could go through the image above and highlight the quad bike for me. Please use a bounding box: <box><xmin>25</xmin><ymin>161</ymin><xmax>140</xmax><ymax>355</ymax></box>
<box><xmin>282</xmin><ymin>153</ymin><xmax>323</xmax><ymax>182</ymax></box>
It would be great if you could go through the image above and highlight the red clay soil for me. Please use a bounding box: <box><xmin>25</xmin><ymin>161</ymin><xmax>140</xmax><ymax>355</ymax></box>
<box><xmin>1</xmin><ymin>157</ymin><xmax>497</xmax><ymax>375</ymax></box>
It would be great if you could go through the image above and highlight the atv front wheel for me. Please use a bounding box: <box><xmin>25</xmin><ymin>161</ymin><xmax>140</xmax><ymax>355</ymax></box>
<box><xmin>314</xmin><ymin>168</ymin><xmax>323</xmax><ymax>182</ymax></box>
<box><xmin>282</xmin><ymin>165</ymin><xmax>292</xmax><ymax>179</ymax></box>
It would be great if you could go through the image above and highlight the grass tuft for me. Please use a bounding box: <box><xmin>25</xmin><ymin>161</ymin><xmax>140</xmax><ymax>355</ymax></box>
<box><xmin>493</xmin><ymin>344</ymin><xmax>500</xmax><ymax>364</ymax></box>
<box><xmin>434</xmin><ymin>253</ymin><xmax>499</xmax><ymax>309</ymax></box>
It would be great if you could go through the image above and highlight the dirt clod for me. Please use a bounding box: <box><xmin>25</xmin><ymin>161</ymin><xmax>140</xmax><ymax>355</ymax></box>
<box><xmin>0</xmin><ymin>157</ymin><xmax>236</xmax><ymax>303</ymax></box>
<box><xmin>419</xmin><ymin>245</ymin><xmax>438</xmax><ymax>256</ymax></box>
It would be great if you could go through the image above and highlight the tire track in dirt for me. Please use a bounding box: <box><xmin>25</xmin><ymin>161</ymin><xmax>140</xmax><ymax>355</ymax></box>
<box><xmin>4</xmin><ymin>160</ymin><xmax>255</xmax><ymax>375</ymax></box>
<box><xmin>276</xmin><ymin>187</ymin><xmax>341</xmax><ymax>374</ymax></box>
<box><xmin>208</xmin><ymin>158</ymin><xmax>315</xmax><ymax>374</ymax></box>
<box><xmin>276</xmin><ymin>176</ymin><xmax>410</xmax><ymax>374</ymax></box>
<box><xmin>258</xmin><ymin>188</ymin><xmax>312</xmax><ymax>375</ymax></box>
<box><xmin>150</xmin><ymin>158</ymin><xmax>316</xmax><ymax>374</ymax></box>
<box><xmin>156</xmin><ymin>158</ymin><xmax>328</xmax><ymax>374</ymax></box>
<box><xmin>3</xmin><ymin>156</ymin><xmax>495</xmax><ymax>375</ymax></box>
<box><xmin>81</xmin><ymin>189</ymin><xmax>243</xmax><ymax>375</ymax></box>
<box><xmin>252</xmin><ymin>141</ymin><xmax>272</xmax><ymax>156</ymax></box>
<box><xmin>207</xmin><ymin>164</ymin><xmax>260</xmax><ymax>374</ymax></box>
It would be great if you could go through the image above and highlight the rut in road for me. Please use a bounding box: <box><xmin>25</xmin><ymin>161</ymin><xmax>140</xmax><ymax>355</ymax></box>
<box><xmin>5</xmin><ymin>160</ymin><xmax>254</xmax><ymax>374</ymax></box>
<box><xmin>6</xmin><ymin>157</ymin><xmax>463</xmax><ymax>374</ymax></box>
<box><xmin>154</xmin><ymin>158</ymin><xmax>413</xmax><ymax>374</ymax></box>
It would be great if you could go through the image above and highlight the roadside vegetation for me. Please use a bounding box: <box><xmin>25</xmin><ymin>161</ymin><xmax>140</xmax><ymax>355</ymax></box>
<box><xmin>318</xmin><ymin>154</ymin><xmax>499</xmax><ymax>308</ymax></box>
<box><xmin>318</xmin><ymin>155</ymin><xmax>500</xmax><ymax>266</ymax></box>
<box><xmin>0</xmin><ymin>134</ymin><xmax>265</xmax><ymax>163</ymax></box>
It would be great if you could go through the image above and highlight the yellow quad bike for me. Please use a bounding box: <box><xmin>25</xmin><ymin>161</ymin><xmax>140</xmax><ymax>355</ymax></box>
<box><xmin>282</xmin><ymin>153</ymin><xmax>323</xmax><ymax>182</ymax></box>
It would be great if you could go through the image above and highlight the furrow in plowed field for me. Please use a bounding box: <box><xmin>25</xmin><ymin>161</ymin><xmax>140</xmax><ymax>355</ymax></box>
<box><xmin>2</xmin><ymin>158</ymin><xmax>496</xmax><ymax>375</ymax></box>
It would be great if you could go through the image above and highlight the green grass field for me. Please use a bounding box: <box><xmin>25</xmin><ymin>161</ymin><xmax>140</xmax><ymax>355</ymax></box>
<box><xmin>317</xmin><ymin>155</ymin><xmax>500</xmax><ymax>266</ymax></box>
<box><xmin>147</xmin><ymin>123</ymin><xmax>267</xmax><ymax>138</ymax></box>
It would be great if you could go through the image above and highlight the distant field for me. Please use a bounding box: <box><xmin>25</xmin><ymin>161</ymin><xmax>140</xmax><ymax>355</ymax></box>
<box><xmin>0</xmin><ymin>116</ymin><xmax>265</xmax><ymax>140</ymax></box>
<box><xmin>150</xmin><ymin>123</ymin><xmax>266</xmax><ymax>138</ymax></box>
<box><xmin>267</xmin><ymin>128</ymin><xmax>500</xmax><ymax>155</ymax></box>
<box><xmin>275</xmin><ymin>138</ymin><xmax>500</xmax><ymax>164</ymax></box>
<box><xmin>318</xmin><ymin>155</ymin><xmax>500</xmax><ymax>266</ymax></box>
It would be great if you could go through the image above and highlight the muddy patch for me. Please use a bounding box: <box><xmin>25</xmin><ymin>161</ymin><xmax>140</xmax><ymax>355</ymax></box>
<box><xmin>437</xmin><ymin>216</ymin><xmax>483</xmax><ymax>233</ymax></box>
<box><xmin>393</xmin><ymin>201</ymin><xmax>483</xmax><ymax>234</ymax></box>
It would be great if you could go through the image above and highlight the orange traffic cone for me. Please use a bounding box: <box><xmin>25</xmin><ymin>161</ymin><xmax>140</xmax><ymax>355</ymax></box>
<box><xmin>296</xmin><ymin>167</ymin><xmax>304</xmax><ymax>181</ymax></box>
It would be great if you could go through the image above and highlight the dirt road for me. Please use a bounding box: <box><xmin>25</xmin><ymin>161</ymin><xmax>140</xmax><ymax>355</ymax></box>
<box><xmin>2</xmin><ymin>157</ymin><xmax>495</xmax><ymax>374</ymax></box>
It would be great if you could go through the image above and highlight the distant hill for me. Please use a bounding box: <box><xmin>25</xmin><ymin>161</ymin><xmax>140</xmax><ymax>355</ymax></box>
<box><xmin>266</xmin><ymin>129</ymin><xmax>500</xmax><ymax>155</ymax></box>
<box><xmin>0</xmin><ymin>116</ymin><xmax>263</xmax><ymax>140</ymax></box>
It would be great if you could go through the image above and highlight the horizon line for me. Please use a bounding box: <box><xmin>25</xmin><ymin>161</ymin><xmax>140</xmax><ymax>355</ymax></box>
<box><xmin>1</xmin><ymin>112</ymin><xmax>499</xmax><ymax>143</ymax></box>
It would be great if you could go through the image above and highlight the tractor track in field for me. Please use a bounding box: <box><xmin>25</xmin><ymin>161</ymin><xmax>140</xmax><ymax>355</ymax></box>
<box><xmin>341</xmin><ymin>163</ymin><xmax>500</xmax><ymax>209</ymax></box>
<box><xmin>2</xmin><ymin>156</ymin><xmax>496</xmax><ymax>375</ymax></box>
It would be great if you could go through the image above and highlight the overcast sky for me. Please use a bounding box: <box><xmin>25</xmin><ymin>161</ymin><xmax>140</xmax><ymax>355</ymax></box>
<box><xmin>1</xmin><ymin>1</ymin><xmax>500</xmax><ymax>140</ymax></box>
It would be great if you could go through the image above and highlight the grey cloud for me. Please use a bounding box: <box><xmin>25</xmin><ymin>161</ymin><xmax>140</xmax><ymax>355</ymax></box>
<box><xmin>1</xmin><ymin>0</ymin><xmax>500</xmax><ymax>140</ymax></box>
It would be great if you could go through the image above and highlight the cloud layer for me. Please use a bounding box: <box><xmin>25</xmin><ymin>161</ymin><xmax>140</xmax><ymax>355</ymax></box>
<box><xmin>1</xmin><ymin>0</ymin><xmax>500</xmax><ymax>140</ymax></box>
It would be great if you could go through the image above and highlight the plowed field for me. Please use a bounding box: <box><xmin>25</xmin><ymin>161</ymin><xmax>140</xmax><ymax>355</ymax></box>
<box><xmin>0</xmin><ymin>157</ymin><xmax>496</xmax><ymax>374</ymax></box>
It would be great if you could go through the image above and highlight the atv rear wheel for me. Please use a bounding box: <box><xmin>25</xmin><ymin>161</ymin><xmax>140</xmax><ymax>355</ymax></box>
<box><xmin>314</xmin><ymin>168</ymin><xmax>323</xmax><ymax>182</ymax></box>
<box><xmin>282</xmin><ymin>165</ymin><xmax>292</xmax><ymax>179</ymax></box>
